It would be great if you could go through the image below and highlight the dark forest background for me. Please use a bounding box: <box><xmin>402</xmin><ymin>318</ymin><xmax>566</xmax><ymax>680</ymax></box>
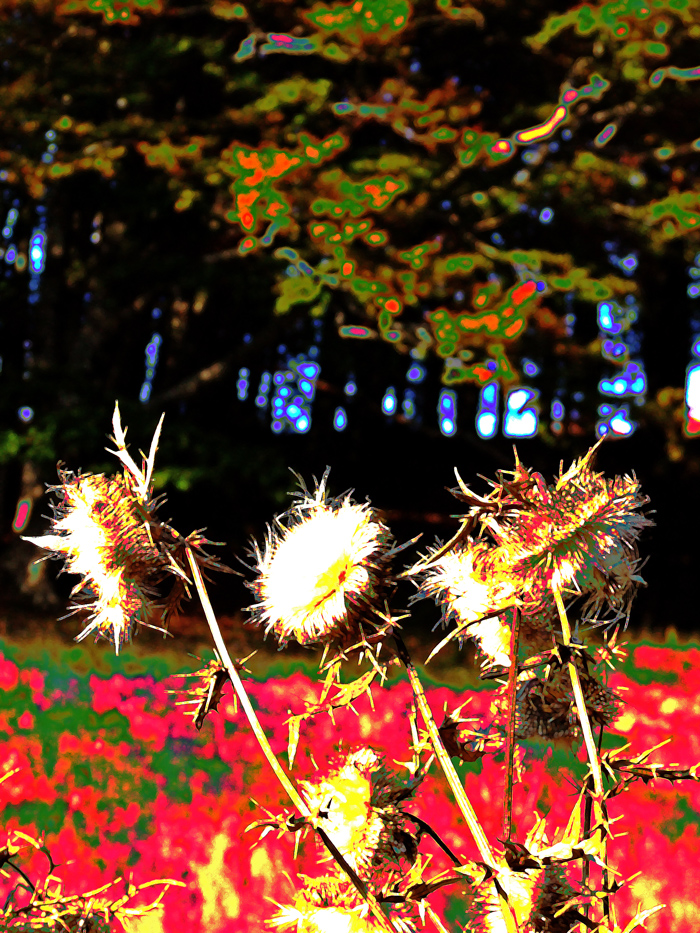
<box><xmin>0</xmin><ymin>0</ymin><xmax>698</xmax><ymax>642</ymax></box>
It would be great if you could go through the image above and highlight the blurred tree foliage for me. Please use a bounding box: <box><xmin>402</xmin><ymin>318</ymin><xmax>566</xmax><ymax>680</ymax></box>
<box><xmin>0</xmin><ymin>0</ymin><xmax>699</xmax><ymax>628</ymax></box>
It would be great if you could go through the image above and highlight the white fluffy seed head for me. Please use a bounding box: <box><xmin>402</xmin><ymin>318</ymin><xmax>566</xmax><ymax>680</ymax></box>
<box><xmin>249</xmin><ymin>488</ymin><xmax>392</xmax><ymax>648</ymax></box>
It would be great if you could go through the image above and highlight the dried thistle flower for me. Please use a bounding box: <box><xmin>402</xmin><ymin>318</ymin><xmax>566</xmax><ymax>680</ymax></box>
<box><xmin>492</xmin><ymin>650</ymin><xmax>622</xmax><ymax>741</ymax></box>
<box><xmin>300</xmin><ymin>747</ymin><xmax>420</xmax><ymax>877</ymax></box>
<box><xmin>469</xmin><ymin>863</ymin><xmax>578</xmax><ymax>933</ymax></box>
<box><xmin>464</xmin><ymin>811</ymin><xmax>581</xmax><ymax>933</ymax></box>
<box><xmin>268</xmin><ymin>874</ymin><xmax>413</xmax><ymax>932</ymax></box>
<box><xmin>23</xmin><ymin>468</ymin><xmax>167</xmax><ymax>653</ymax></box>
<box><xmin>574</xmin><ymin>540</ymin><xmax>649</xmax><ymax>630</ymax></box>
<box><xmin>246</xmin><ymin>470</ymin><xmax>398</xmax><ymax>649</ymax></box>
<box><xmin>23</xmin><ymin>402</ymin><xmax>230</xmax><ymax>653</ymax></box>
<box><xmin>449</xmin><ymin>439</ymin><xmax>653</xmax><ymax>629</ymax></box>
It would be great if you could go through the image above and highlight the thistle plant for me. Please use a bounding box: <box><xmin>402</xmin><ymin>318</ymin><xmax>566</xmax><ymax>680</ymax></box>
<box><xmin>18</xmin><ymin>402</ymin><xmax>700</xmax><ymax>933</ymax></box>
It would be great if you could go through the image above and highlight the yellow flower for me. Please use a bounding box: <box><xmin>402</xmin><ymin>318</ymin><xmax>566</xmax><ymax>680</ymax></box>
<box><xmin>246</xmin><ymin>472</ymin><xmax>396</xmax><ymax>648</ymax></box>
<box><xmin>300</xmin><ymin>748</ymin><xmax>420</xmax><ymax>877</ymax></box>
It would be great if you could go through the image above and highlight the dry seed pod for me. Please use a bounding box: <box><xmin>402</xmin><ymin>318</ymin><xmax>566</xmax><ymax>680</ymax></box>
<box><xmin>492</xmin><ymin>654</ymin><xmax>622</xmax><ymax>741</ymax></box>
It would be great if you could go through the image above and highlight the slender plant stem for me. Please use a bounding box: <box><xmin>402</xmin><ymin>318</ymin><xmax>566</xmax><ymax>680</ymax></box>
<box><xmin>551</xmin><ymin>585</ymin><xmax>604</xmax><ymax>799</ymax></box>
<box><xmin>597</xmin><ymin>710</ymin><xmax>612</xmax><ymax>921</ymax></box>
<box><xmin>582</xmin><ymin>724</ymin><xmax>605</xmax><ymax>927</ymax></box>
<box><xmin>394</xmin><ymin>634</ymin><xmax>493</xmax><ymax>864</ymax></box>
<box><xmin>393</xmin><ymin>634</ymin><xmax>520</xmax><ymax>933</ymax></box>
<box><xmin>185</xmin><ymin>548</ymin><xmax>396</xmax><ymax>933</ymax></box>
<box><xmin>3</xmin><ymin>861</ymin><xmax>35</xmax><ymax>900</ymax></box>
<box><xmin>502</xmin><ymin>606</ymin><xmax>521</xmax><ymax>842</ymax></box>
<box><xmin>551</xmin><ymin>583</ymin><xmax>609</xmax><ymax>932</ymax></box>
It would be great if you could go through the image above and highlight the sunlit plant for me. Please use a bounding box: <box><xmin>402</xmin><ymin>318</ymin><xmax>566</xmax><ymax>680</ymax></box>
<box><xmin>13</xmin><ymin>402</ymin><xmax>700</xmax><ymax>932</ymax></box>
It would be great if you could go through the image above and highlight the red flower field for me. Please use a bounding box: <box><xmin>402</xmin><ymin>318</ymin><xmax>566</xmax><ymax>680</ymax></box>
<box><xmin>0</xmin><ymin>632</ymin><xmax>698</xmax><ymax>931</ymax></box>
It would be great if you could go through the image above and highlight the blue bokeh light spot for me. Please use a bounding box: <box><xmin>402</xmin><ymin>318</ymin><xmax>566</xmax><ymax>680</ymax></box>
<box><xmin>406</xmin><ymin>363</ymin><xmax>426</xmax><ymax>384</ymax></box>
<box><xmin>237</xmin><ymin>367</ymin><xmax>250</xmax><ymax>401</ymax></box>
<box><xmin>29</xmin><ymin>229</ymin><xmax>46</xmax><ymax>274</ymax></box>
<box><xmin>686</xmin><ymin>363</ymin><xmax>700</xmax><ymax>409</ymax></box>
<box><xmin>438</xmin><ymin>389</ymin><xmax>457</xmax><ymax>436</ymax></box>
<box><xmin>503</xmin><ymin>386</ymin><xmax>539</xmax><ymax>438</ymax></box>
<box><xmin>482</xmin><ymin>383</ymin><xmax>497</xmax><ymax>405</ymax></box>
<box><xmin>382</xmin><ymin>387</ymin><xmax>397</xmax><ymax>415</ymax></box>
<box><xmin>620</xmin><ymin>253</ymin><xmax>638</xmax><ymax>273</ymax></box>
<box><xmin>476</xmin><ymin>412</ymin><xmax>497</xmax><ymax>439</ymax></box>
<box><xmin>299</xmin><ymin>362</ymin><xmax>320</xmax><ymax>379</ymax></box>
<box><xmin>333</xmin><ymin>406</ymin><xmax>347</xmax><ymax>431</ymax></box>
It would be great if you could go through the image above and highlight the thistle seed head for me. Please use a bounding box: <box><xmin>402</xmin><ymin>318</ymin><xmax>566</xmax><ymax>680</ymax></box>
<box><xmin>23</xmin><ymin>402</ymin><xmax>230</xmax><ymax>653</ymax></box>
<box><xmin>448</xmin><ymin>439</ymin><xmax>653</xmax><ymax>629</ymax></box>
<box><xmin>23</xmin><ymin>466</ymin><xmax>171</xmax><ymax>653</ymax></box>
<box><xmin>246</xmin><ymin>472</ymin><xmax>396</xmax><ymax>649</ymax></box>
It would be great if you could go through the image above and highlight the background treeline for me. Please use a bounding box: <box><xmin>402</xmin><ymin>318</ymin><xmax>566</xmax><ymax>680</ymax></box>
<box><xmin>0</xmin><ymin>0</ymin><xmax>698</xmax><ymax>637</ymax></box>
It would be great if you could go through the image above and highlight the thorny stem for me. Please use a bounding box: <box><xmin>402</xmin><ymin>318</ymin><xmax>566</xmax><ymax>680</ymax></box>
<box><xmin>185</xmin><ymin>548</ymin><xmax>396</xmax><ymax>933</ymax></box>
<box><xmin>393</xmin><ymin>634</ymin><xmax>520</xmax><ymax>933</ymax></box>
<box><xmin>502</xmin><ymin>606</ymin><xmax>521</xmax><ymax>843</ymax></box>
<box><xmin>597</xmin><ymin>719</ymin><xmax>612</xmax><ymax>920</ymax></box>
<box><xmin>583</xmin><ymin>725</ymin><xmax>610</xmax><ymax>928</ymax></box>
<box><xmin>551</xmin><ymin>583</ymin><xmax>609</xmax><ymax>929</ymax></box>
